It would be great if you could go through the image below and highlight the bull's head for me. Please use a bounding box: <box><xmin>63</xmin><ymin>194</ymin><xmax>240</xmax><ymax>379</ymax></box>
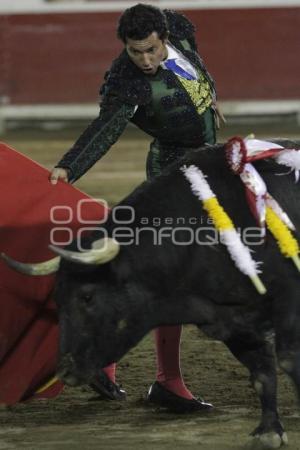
<box><xmin>1</xmin><ymin>237</ymin><xmax>154</xmax><ymax>387</ymax></box>
<box><xmin>1</xmin><ymin>237</ymin><xmax>140</xmax><ymax>385</ymax></box>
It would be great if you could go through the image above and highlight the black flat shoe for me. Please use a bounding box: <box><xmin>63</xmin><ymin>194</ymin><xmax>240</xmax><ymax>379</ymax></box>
<box><xmin>147</xmin><ymin>381</ymin><xmax>213</xmax><ymax>413</ymax></box>
<box><xmin>89</xmin><ymin>370</ymin><xmax>126</xmax><ymax>401</ymax></box>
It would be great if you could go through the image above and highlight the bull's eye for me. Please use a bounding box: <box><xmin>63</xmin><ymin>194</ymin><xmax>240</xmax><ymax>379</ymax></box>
<box><xmin>81</xmin><ymin>293</ymin><xmax>93</xmax><ymax>304</ymax></box>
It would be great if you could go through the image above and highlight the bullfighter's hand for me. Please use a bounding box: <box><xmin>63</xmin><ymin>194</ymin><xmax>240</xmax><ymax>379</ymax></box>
<box><xmin>49</xmin><ymin>167</ymin><xmax>69</xmax><ymax>185</ymax></box>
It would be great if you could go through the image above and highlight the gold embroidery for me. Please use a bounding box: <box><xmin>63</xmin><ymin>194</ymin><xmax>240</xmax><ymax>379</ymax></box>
<box><xmin>178</xmin><ymin>72</ymin><xmax>212</xmax><ymax>115</ymax></box>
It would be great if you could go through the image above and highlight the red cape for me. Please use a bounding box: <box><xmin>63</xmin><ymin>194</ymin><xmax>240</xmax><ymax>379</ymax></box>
<box><xmin>0</xmin><ymin>143</ymin><xmax>106</xmax><ymax>405</ymax></box>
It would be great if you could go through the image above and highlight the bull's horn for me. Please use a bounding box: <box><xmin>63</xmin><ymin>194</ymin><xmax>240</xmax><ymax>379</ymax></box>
<box><xmin>49</xmin><ymin>237</ymin><xmax>120</xmax><ymax>265</ymax></box>
<box><xmin>1</xmin><ymin>252</ymin><xmax>61</xmax><ymax>275</ymax></box>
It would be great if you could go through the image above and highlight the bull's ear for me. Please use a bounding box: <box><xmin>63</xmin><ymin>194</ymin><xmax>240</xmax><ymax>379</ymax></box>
<box><xmin>49</xmin><ymin>238</ymin><xmax>120</xmax><ymax>265</ymax></box>
<box><xmin>0</xmin><ymin>252</ymin><xmax>60</xmax><ymax>276</ymax></box>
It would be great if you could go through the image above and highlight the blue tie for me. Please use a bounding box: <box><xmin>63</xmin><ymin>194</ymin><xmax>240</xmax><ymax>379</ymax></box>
<box><xmin>164</xmin><ymin>58</ymin><xmax>196</xmax><ymax>80</ymax></box>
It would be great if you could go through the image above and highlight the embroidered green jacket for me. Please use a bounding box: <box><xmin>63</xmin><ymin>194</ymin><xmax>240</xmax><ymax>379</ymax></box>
<box><xmin>57</xmin><ymin>10</ymin><xmax>217</xmax><ymax>182</ymax></box>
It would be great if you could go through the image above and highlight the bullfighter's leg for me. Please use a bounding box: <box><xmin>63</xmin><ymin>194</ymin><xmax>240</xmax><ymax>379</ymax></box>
<box><xmin>146</xmin><ymin>145</ymin><xmax>212</xmax><ymax>412</ymax></box>
<box><xmin>147</xmin><ymin>325</ymin><xmax>213</xmax><ymax>413</ymax></box>
<box><xmin>154</xmin><ymin>325</ymin><xmax>193</xmax><ymax>398</ymax></box>
<box><xmin>89</xmin><ymin>363</ymin><xmax>126</xmax><ymax>400</ymax></box>
<box><xmin>225</xmin><ymin>335</ymin><xmax>287</xmax><ymax>448</ymax></box>
<box><xmin>102</xmin><ymin>363</ymin><xmax>116</xmax><ymax>383</ymax></box>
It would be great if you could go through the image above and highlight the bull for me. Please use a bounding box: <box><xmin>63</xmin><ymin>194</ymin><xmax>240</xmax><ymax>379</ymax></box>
<box><xmin>3</xmin><ymin>140</ymin><xmax>300</xmax><ymax>448</ymax></box>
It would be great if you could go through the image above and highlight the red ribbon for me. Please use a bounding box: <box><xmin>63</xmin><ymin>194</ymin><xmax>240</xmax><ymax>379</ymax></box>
<box><xmin>225</xmin><ymin>136</ymin><xmax>284</xmax><ymax>174</ymax></box>
<box><xmin>225</xmin><ymin>136</ymin><xmax>282</xmax><ymax>229</ymax></box>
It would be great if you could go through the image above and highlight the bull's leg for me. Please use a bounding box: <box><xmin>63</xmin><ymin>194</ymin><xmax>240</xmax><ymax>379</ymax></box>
<box><xmin>225</xmin><ymin>335</ymin><xmax>288</xmax><ymax>449</ymax></box>
<box><xmin>277</xmin><ymin>346</ymin><xmax>300</xmax><ymax>403</ymax></box>
<box><xmin>273</xmin><ymin>282</ymin><xmax>300</xmax><ymax>403</ymax></box>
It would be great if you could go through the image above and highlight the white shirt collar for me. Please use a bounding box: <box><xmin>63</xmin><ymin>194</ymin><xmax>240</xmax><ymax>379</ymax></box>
<box><xmin>161</xmin><ymin>43</ymin><xmax>198</xmax><ymax>80</ymax></box>
<box><xmin>165</xmin><ymin>43</ymin><xmax>179</xmax><ymax>60</ymax></box>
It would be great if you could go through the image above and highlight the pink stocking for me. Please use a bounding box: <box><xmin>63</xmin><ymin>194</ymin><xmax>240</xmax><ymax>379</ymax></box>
<box><xmin>102</xmin><ymin>363</ymin><xmax>116</xmax><ymax>383</ymax></box>
<box><xmin>154</xmin><ymin>325</ymin><xmax>194</xmax><ymax>399</ymax></box>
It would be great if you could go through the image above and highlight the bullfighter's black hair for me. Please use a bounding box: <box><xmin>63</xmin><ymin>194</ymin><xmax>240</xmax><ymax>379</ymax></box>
<box><xmin>117</xmin><ymin>3</ymin><xmax>168</xmax><ymax>43</ymax></box>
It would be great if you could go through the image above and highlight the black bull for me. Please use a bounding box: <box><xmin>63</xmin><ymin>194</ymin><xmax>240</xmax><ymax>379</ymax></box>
<box><xmin>4</xmin><ymin>141</ymin><xmax>300</xmax><ymax>447</ymax></box>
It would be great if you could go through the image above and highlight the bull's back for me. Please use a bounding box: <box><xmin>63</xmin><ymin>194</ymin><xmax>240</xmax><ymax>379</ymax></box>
<box><xmin>112</xmin><ymin>144</ymin><xmax>299</xmax><ymax>300</ymax></box>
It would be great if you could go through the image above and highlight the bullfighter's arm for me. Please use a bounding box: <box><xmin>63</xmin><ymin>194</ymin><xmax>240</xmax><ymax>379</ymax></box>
<box><xmin>54</xmin><ymin>100</ymin><xmax>136</xmax><ymax>183</ymax></box>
